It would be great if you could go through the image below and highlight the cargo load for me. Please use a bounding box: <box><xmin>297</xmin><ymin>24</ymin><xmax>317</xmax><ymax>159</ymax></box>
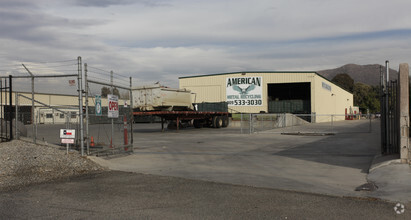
<box><xmin>132</xmin><ymin>85</ymin><xmax>194</xmax><ymax>111</ymax></box>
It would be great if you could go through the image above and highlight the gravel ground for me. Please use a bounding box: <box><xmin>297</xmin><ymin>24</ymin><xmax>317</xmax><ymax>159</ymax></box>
<box><xmin>0</xmin><ymin>140</ymin><xmax>105</xmax><ymax>191</ymax></box>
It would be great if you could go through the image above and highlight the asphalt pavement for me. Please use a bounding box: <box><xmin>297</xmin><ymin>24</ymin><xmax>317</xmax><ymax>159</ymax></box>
<box><xmin>91</xmin><ymin>120</ymin><xmax>382</xmax><ymax>199</ymax></box>
<box><xmin>0</xmin><ymin>171</ymin><xmax>409</xmax><ymax>219</ymax></box>
<box><xmin>10</xmin><ymin>118</ymin><xmax>411</xmax><ymax>218</ymax></box>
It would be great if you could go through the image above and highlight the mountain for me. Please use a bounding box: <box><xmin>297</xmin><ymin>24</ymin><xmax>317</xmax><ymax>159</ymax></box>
<box><xmin>317</xmin><ymin>64</ymin><xmax>398</xmax><ymax>86</ymax></box>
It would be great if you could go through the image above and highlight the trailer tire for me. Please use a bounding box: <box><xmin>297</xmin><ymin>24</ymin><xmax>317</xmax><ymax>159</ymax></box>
<box><xmin>213</xmin><ymin>116</ymin><xmax>223</xmax><ymax>128</ymax></box>
<box><xmin>222</xmin><ymin>116</ymin><xmax>229</xmax><ymax>127</ymax></box>
<box><xmin>193</xmin><ymin>119</ymin><xmax>203</xmax><ymax>128</ymax></box>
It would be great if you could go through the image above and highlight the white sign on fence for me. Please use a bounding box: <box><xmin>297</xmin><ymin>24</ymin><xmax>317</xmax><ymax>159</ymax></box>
<box><xmin>61</xmin><ymin>138</ymin><xmax>75</xmax><ymax>144</ymax></box>
<box><xmin>60</xmin><ymin>129</ymin><xmax>76</xmax><ymax>139</ymax></box>
<box><xmin>226</xmin><ymin>76</ymin><xmax>263</xmax><ymax>106</ymax></box>
<box><xmin>108</xmin><ymin>94</ymin><xmax>119</xmax><ymax>118</ymax></box>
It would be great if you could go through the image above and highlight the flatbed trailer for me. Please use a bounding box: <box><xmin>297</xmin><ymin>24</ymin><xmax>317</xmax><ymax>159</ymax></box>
<box><xmin>133</xmin><ymin>111</ymin><xmax>231</xmax><ymax>131</ymax></box>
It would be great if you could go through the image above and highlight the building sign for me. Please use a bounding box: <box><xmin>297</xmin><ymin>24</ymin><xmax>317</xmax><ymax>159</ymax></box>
<box><xmin>95</xmin><ymin>95</ymin><xmax>102</xmax><ymax>116</ymax></box>
<box><xmin>108</xmin><ymin>94</ymin><xmax>119</xmax><ymax>118</ymax></box>
<box><xmin>226</xmin><ymin>77</ymin><xmax>263</xmax><ymax>106</ymax></box>
<box><xmin>322</xmin><ymin>82</ymin><xmax>332</xmax><ymax>91</ymax></box>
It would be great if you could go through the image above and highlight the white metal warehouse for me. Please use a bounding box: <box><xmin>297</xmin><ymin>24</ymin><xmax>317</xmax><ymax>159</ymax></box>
<box><xmin>179</xmin><ymin>71</ymin><xmax>354</xmax><ymax>122</ymax></box>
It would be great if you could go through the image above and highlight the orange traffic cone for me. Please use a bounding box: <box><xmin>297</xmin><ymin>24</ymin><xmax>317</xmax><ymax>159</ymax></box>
<box><xmin>90</xmin><ymin>136</ymin><xmax>95</xmax><ymax>147</ymax></box>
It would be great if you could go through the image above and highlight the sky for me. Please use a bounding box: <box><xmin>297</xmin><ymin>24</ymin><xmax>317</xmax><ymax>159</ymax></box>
<box><xmin>1</xmin><ymin>0</ymin><xmax>411</xmax><ymax>92</ymax></box>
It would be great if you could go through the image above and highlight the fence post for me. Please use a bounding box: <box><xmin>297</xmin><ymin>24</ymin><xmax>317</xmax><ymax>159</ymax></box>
<box><xmin>9</xmin><ymin>75</ymin><xmax>13</xmax><ymax>140</ymax></box>
<box><xmin>398</xmin><ymin>63</ymin><xmax>409</xmax><ymax>163</ymax></box>
<box><xmin>110</xmin><ymin>71</ymin><xmax>114</xmax><ymax>148</ymax></box>
<box><xmin>385</xmin><ymin>61</ymin><xmax>389</xmax><ymax>153</ymax></box>
<box><xmin>77</xmin><ymin>56</ymin><xmax>84</xmax><ymax>156</ymax></box>
<box><xmin>240</xmin><ymin>113</ymin><xmax>243</xmax><ymax>134</ymax></box>
<box><xmin>15</xmin><ymin>93</ymin><xmax>18</xmax><ymax>139</ymax></box>
<box><xmin>84</xmin><ymin>63</ymin><xmax>89</xmax><ymax>155</ymax></box>
<box><xmin>66</xmin><ymin>111</ymin><xmax>70</xmax><ymax>154</ymax></box>
<box><xmin>129</xmin><ymin>77</ymin><xmax>133</xmax><ymax>145</ymax></box>
<box><xmin>249</xmin><ymin>113</ymin><xmax>252</xmax><ymax>134</ymax></box>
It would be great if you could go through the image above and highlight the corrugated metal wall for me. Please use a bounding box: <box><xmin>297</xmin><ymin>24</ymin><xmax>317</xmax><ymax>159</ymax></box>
<box><xmin>180</xmin><ymin>72</ymin><xmax>317</xmax><ymax>113</ymax></box>
<box><xmin>180</xmin><ymin>72</ymin><xmax>354</xmax><ymax>119</ymax></box>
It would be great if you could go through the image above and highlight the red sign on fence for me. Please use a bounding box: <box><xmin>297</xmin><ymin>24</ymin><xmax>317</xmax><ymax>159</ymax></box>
<box><xmin>108</xmin><ymin>94</ymin><xmax>119</xmax><ymax>118</ymax></box>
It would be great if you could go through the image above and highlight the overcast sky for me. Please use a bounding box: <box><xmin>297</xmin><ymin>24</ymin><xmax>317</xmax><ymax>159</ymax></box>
<box><xmin>1</xmin><ymin>0</ymin><xmax>411</xmax><ymax>90</ymax></box>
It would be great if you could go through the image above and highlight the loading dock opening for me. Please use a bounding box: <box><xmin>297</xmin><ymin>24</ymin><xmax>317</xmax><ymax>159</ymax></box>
<box><xmin>267</xmin><ymin>82</ymin><xmax>311</xmax><ymax>114</ymax></box>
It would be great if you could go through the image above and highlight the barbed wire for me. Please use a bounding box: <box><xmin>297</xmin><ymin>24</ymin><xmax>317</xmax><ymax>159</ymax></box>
<box><xmin>25</xmin><ymin>63</ymin><xmax>77</xmax><ymax>69</ymax></box>
<box><xmin>87</xmin><ymin>66</ymin><xmax>111</xmax><ymax>74</ymax></box>
<box><xmin>30</xmin><ymin>59</ymin><xmax>78</xmax><ymax>64</ymax></box>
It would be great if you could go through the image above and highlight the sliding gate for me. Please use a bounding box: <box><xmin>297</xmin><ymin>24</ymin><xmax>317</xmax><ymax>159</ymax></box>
<box><xmin>0</xmin><ymin>75</ymin><xmax>13</xmax><ymax>142</ymax></box>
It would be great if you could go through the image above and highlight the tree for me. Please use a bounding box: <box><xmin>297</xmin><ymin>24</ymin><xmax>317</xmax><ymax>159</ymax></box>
<box><xmin>353</xmin><ymin>83</ymin><xmax>380</xmax><ymax>113</ymax></box>
<box><xmin>101</xmin><ymin>86</ymin><xmax>120</xmax><ymax>98</ymax></box>
<box><xmin>332</xmin><ymin>73</ymin><xmax>354</xmax><ymax>92</ymax></box>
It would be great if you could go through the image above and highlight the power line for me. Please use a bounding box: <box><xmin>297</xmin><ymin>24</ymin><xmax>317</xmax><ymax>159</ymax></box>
<box><xmin>88</xmin><ymin>66</ymin><xmax>111</xmax><ymax>74</ymax></box>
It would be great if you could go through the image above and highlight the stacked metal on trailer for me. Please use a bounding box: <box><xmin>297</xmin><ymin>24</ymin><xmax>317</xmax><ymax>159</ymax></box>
<box><xmin>132</xmin><ymin>84</ymin><xmax>194</xmax><ymax>111</ymax></box>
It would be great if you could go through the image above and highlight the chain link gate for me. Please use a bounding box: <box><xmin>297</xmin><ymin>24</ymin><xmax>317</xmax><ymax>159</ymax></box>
<box><xmin>0</xmin><ymin>75</ymin><xmax>13</xmax><ymax>142</ymax></box>
<box><xmin>239</xmin><ymin>113</ymin><xmax>372</xmax><ymax>134</ymax></box>
<box><xmin>84</xmin><ymin>63</ymin><xmax>134</xmax><ymax>156</ymax></box>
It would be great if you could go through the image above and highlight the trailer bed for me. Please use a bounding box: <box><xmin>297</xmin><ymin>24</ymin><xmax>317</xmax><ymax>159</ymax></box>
<box><xmin>133</xmin><ymin>111</ymin><xmax>230</xmax><ymax>130</ymax></box>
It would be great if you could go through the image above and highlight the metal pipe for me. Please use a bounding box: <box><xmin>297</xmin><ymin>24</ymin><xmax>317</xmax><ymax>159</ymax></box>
<box><xmin>22</xmin><ymin>64</ymin><xmax>36</xmax><ymax>144</ymax></box>
<box><xmin>77</xmin><ymin>56</ymin><xmax>84</xmax><ymax>156</ymax></box>
<box><xmin>9</xmin><ymin>75</ymin><xmax>12</xmax><ymax>140</ymax></box>
<box><xmin>85</xmin><ymin>63</ymin><xmax>89</xmax><ymax>155</ymax></box>
<box><xmin>0</xmin><ymin>74</ymin><xmax>78</xmax><ymax>79</ymax></box>
<box><xmin>1</xmin><ymin>79</ymin><xmax>3</xmax><ymax>140</ymax></box>
<box><xmin>380</xmin><ymin>65</ymin><xmax>384</xmax><ymax>153</ymax></box>
<box><xmin>249</xmin><ymin>113</ymin><xmax>252</xmax><ymax>134</ymax></box>
<box><xmin>129</xmin><ymin>77</ymin><xmax>133</xmax><ymax>145</ymax></box>
<box><xmin>111</xmin><ymin>71</ymin><xmax>114</xmax><ymax>148</ymax></box>
<box><xmin>15</xmin><ymin>92</ymin><xmax>18</xmax><ymax>139</ymax></box>
<box><xmin>385</xmin><ymin>60</ymin><xmax>389</xmax><ymax>153</ymax></box>
<box><xmin>4</xmin><ymin>78</ymin><xmax>7</xmax><ymax>139</ymax></box>
<box><xmin>241</xmin><ymin>113</ymin><xmax>243</xmax><ymax>134</ymax></box>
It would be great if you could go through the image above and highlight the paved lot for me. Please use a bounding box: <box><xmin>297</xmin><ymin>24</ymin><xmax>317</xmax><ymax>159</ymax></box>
<box><xmin>92</xmin><ymin>120</ymin><xmax>381</xmax><ymax>198</ymax></box>
<box><xmin>1</xmin><ymin>171</ymin><xmax>409</xmax><ymax>219</ymax></box>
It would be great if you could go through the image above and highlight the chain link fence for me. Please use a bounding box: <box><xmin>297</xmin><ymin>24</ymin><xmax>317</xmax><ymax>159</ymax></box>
<box><xmin>231</xmin><ymin>113</ymin><xmax>374</xmax><ymax>134</ymax></box>
<box><xmin>84</xmin><ymin>64</ymin><xmax>133</xmax><ymax>156</ymax></box>
<box><xmin>15</xmin><ymin>93</ymin><xmax>80</xmax><ymax>146</ymax></box>
<box><xmin>86</xmin><ymin>105</ymin><xmax>133</xmax><ymax>156</ymax></box>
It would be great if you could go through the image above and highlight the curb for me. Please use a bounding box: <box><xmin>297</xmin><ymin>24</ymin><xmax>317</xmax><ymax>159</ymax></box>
<box><xmin>368</xmin><ymin>154</ymin><xmax>401</xmax><ymax>173</ymax></box>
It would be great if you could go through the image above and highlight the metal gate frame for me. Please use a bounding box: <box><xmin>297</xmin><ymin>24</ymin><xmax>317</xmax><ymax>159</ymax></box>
<box><xmin>84</xmin><ymin>63</ymin><xmax>134</xmax><ymax>155</ymax></box>
<box><xmin>380</xmin><ymin>61</ymin><xmax>400</xmax><ymax>154</ymax></box>
<box><xmin>0</xmin><ymin>75</ymin><xmax>13</xmax><ymax>142</ymax></box>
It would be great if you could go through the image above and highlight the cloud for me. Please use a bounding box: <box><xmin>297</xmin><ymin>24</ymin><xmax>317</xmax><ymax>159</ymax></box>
<box><xmin>71</xmin><ymin>0</ymin><xmax>170</xmax><ymax>8</ymax></box>
<box><xmin>1</xmin><ymin>0</ymin><xmax>411</xmax><ymax>92</ymax></box>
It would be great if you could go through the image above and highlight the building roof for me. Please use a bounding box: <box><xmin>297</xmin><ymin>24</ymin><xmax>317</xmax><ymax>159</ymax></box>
<box><xmin>179</xmin><ymin>71</ymin><xmax>353</xmax><ymax>94</ymax></box>
<box><xmin>179</xmin><ymin>71</ymin><xmax>317</xmax><ymax>79</ymax></box>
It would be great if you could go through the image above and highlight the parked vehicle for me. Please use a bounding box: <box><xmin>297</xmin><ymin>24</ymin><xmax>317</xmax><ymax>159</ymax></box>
<box><xmin>132</xmin><ymin>85</ymin><xmax>230</xmax><ymax>130</ymax></box>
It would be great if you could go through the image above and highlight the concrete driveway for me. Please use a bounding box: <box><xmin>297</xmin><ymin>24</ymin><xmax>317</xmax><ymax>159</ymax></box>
<box><xmin>91</xmin><ymin>120</ymin><xmax>380</xmax><ymax>198</ymax></box>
